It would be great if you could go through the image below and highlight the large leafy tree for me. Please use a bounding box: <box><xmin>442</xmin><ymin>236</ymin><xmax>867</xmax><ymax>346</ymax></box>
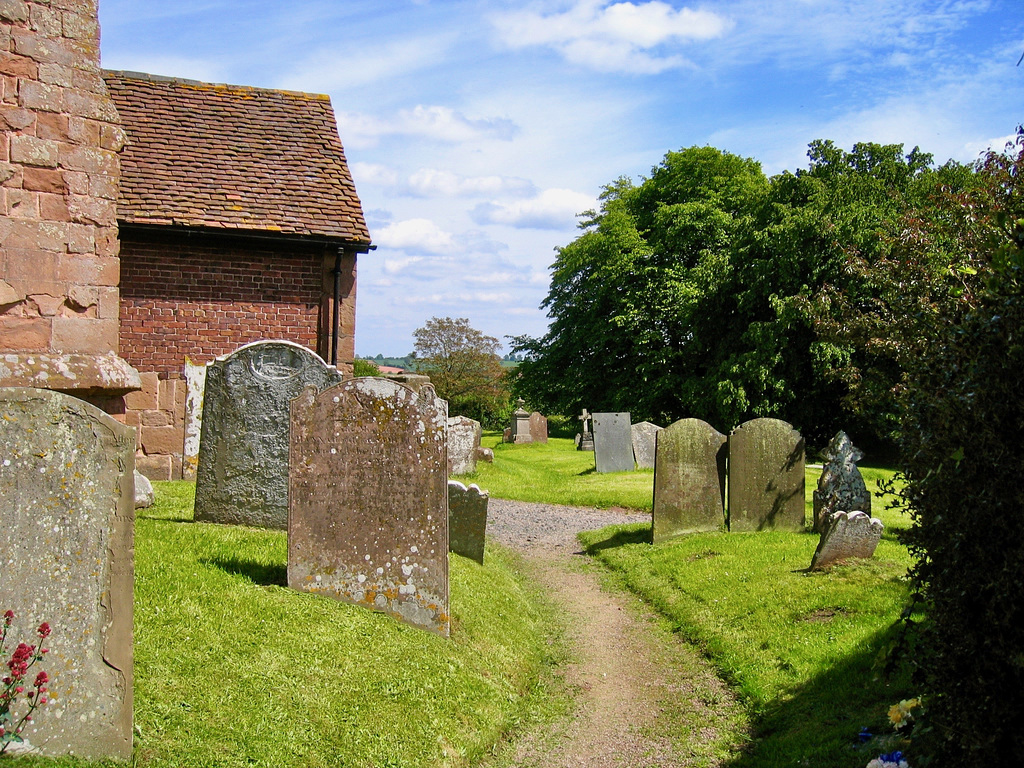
<box><xmin>412</xmin><ymin>316</ymin><xmax>509</xmax><ymax>427</ymax></box>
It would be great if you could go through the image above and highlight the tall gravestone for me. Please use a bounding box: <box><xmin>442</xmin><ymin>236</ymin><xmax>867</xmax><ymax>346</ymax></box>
<box><xmin>194</xmin><ymin>341</ymin><xmax>342</xmax><ymax>529</ymax></box>
<box><xmin>812</xmin><ymin>431</ymin><xmax>872</xmax><ymax>533</ymax></box>
<box><xmin>631</xmin><ymin>421</ymin><xmax>662</xmax><ymax>469</ymax></box>
<box><xmin>511</xmin><ymin>399</ymin><xmax>532</xmax><ymax>443</ymax></box>
<box><xmin>448</xmin><ymin>481</ymin><xmax>488</xmax><ymax>565</ymax></box>
<box><xmin>576</xmin><ymin>408</ymin><xmax>595</xmax><ymax>451</ymax></box>
<box><xmin>652</xmin><ymin>419</ymin><xmax>727</xmax><ymax>541</ymax></box>
<box><xmin>593</xmin><ymin>412</ymin><xmax>634</xmax><ymax>473</ymax></box>
<box><xmin>728</xmin><ymin>418</ymin><xmax>806</xmax><ymax>532</ymax></box>
<box><xmin>0</xmin><ymin>388</ymin><xmax>134</xmax><ymax>759</ymax></box>
<box><xmin>447</xmin><ymin>415</ymin><xmax>482</xmax><ymax>475</ymax></box>
<box><xmin>528</xmin><ymin>412</ymin><xmax>548</xmax><ymax>443</ymax></box>
<box><xmin>289</xmin><ymin>378</ymin><xmax>450</xmax><ymax>635</ymax></box>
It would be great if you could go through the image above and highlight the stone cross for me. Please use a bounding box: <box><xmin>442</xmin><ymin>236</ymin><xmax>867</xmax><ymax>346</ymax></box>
<box><xmin>578</xmin><ymin>408</ymin><xmax>592</xmax><ymax>434</ymax></box>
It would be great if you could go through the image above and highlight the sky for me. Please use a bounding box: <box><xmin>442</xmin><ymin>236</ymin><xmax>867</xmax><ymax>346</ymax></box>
<box><xmin>97</xmin><ymin>0</ymin><xmax>1024</xmax><ymax>357</ymax></box>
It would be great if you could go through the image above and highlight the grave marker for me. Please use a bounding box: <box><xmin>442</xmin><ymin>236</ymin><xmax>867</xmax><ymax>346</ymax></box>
<box><xmin>809</xmin><ymin>511</ymin><xmax>884</xmax><ymax>570</ymax></box>
<box><xmin>577</xmin><ymin>408</ymin><xmax>594</xmax><ymax>451</ymax></box>
<box><xmin>593</xmin><ymin>412</ymin><xmax>634</xmax><ymax>473</ymax></box>
<box><xmin>194</xmin><ymin>340</ymin><xmax>342</xmax><ymax>529</ymax></box>
<box><xmin>727</xmin><ymin>418</ymin><xmax>805</xmax><ymax>531</ymax></box>
<box><xmin>652</xmin><ymin>419</ymin><xmax>727</xmax><ymax>541</ymax></box>
<box><xmin>528</xmin><ymin>412</ymin><xmax>548</xmax><ymax>444</ymax></box>
<box><xmin>289</xmin><ymin>377</ymin><xmax>450</xmax><ymax>635</ymax></box>
<box><xmin>812</xmin><ymin>431</ymin><xmax>871</xmax><ymax>533</ymax></box>
<box><xmin>0</xmin><ymin>388</ymin><xmax>134</xmax><ymax>759</ymax></box>
<box><xmin>448</xmin><ymin>481</ymin><xmax>488</xmax><ymax>564</ymax></box>
<box><xmin>447</xmin><ymin>415</ymin><xmax>482</xmax><ymax>475</ymax></box>
<box><xmin>631</xmin><ymin>421</ymin><xmax>662</xmax><ymax>469</ymax></box>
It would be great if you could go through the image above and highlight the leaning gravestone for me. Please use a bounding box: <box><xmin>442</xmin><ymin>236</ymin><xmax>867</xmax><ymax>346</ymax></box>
<box><xmin>809</xmin><ymin>511</ymin><xmax>884</xmax><ymax>570</ymax></box>
<box><xmin>593</xmin><ymin>412</ymin><xmax>634</xmax><ymax>472</ymax></box>
<box><xmin>194</xmin><ymin>340</ymin><xmax>342</xmax><ymax>529</ymax></box>
<box><xmin>0</xmin><ymin>388</ymin><xmax>134</xmax><ymax>759</ymax></box>
<box><xmin>631</xmin><ymin>421</ymin><xmax>662</xmax><ymax>469</ymax></box>
<box><xmin>448</xmin><ymin>480</ymin><xmax>488</xmax><ymax>564</ymax></box>
<box><xmin>728</xmin><ymin>418</ymin><xmax>806</xmax><ymax>532</ymax></box>
<box><xmin>528</xmin><ymin>412</ymin><xmax>548</xmax><ymax>443</ymax></box>
<box><xmin>812</xmin><ymin>431</ymin><xmax>872</xmax><ymax>533</ymax></box>
<box><xmin>447</xmin><ymin>415</ymin><xmax>482</xmax><ymax>475</ymax></box>
<box><xmin>652</xmin><ymin>419</ymin><xmax>727</xmax><ymax>542</ymax></box>
<box><xmin>289</xmin><ymin>377</ymin><xmax>450</xmax><ymax>635</ymax></box>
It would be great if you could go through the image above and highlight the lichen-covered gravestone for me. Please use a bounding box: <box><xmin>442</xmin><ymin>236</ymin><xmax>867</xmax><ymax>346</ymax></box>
<box><xmin>652</xmin><ymin>418</ymin><xmax>727</xmax><ymax>541</ymax></box>
<box><xmin>289</xmin><ymin>377</ymin><xmax>450</xmax><ymax>635</ymax></box>
<box><xmin>593</xmin><ymin>412</ymin><xmax>634</xmax><ymax>473</ymax></box>
<box><xmin>194</xmin><ymin>340</ymin><xmax>342</xmax><ymax>529</ymax></box>
<box><xmin>0</xmin><ymin>388</ymin><xmax>134</xmax><ymax>759</ymax></box>
<box><xmin>631</xmin><ymin>421</ymin><xmax>662</xmax><ymax>469</ymax></box>
<box><xmin>528</xmin><ymin>412</ymin><xmax>548</xmax><ymax>443</ymax></box>
<box><xmin>447</xmin><ymin>415</ymin><xmax>482</xmax><ymax>475</ymax></box>
<box><xmin>448</xmin><ymin>480</ymin><xmax>488</xmax><ymax>564</ymax></box>
<box><xmin>727</xmin><ymin>418</ymin><xmax>805</xmax><ymax>531</ymax></box>
<box><xmin>812</xmin><ymin>431</ymin><xmax>872</xmax><ymax>533</ymax></box>
<box><xmin>809</xmin><ymin>511</ymin><xmax>884</xmax><ymax>570</ymax></box>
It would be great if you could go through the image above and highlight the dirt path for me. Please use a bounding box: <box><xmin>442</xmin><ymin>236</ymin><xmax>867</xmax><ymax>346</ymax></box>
<box><xmin>486</xmin><ymin>500</ymin><xmax>747</xmax><ymax>768</ymax></box>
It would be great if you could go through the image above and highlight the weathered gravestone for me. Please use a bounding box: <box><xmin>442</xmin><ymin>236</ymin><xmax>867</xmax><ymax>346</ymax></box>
<box><xmin>181</xmin><ymin>356</ymin><xmax>206</xmax><ymax>480</ymax></box>
<box><xmin>727</xmin><ymin>418</ymin><xmax>806</xmax><ymax>532</ymax></box>
<box><xmin>475</xmin><ymin>446</ymin><xmax>494</xmax><ymax>463</ymax></box>
<box><xmin>510</xmin><ymin>398</ymin><xmax>532</xmax><ymax>443</ymax></box>
<box><xmin>528</xmin><ymin>412</ymin><xmax>548</xmax><ymax>443</ymax></box>
<box><xmin>809</xmin><ymin>511</ymin><xmax>884</xmax><ymax>570</ymax></box>
<box><xmin>289</xmin><ymin>377</ymin><xmax>450</xmax><ymax>635</ymax></box>
<box><xmin>194</xmin><ymin>340</ymin><xmax>342</xmax><ymax>529</ymax></box>
<box><xmin>593</xmin><ymin>412</ymin><xmax>634</xmax><ymax>473</ymax></box>
<box><xmin>812</xmin><ymin>431</ymin><xmax>872</xmax><ymax>533</ymax></box>
<box><xmin>447</xmin><ymin>415</ymin><xmax>482</xmax><ymax>475</ymax></box>
<box><xmin>448</xmin><ymin>480</ymin><xmax>488</xmax><ymax>565</ymax></box>
<box><xmin>652</xmin><ymin>419</ymin><xmax>727</xmax><ymax>541</ymax></box>
<box><xmin>0</xmin><ymin>388</ymin><xmax>134</xmax><ymax>759</ymax></box>
<box><xmin>631</xmin><ymin>421</ymin><xmax>662</xmax><ymax>469</ymax></box>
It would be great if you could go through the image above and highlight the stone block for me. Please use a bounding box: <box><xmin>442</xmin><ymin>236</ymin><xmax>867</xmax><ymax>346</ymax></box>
<box><xmin>0</xmin><ymin>387</ymin><xmax>134</xmax><ymax>759</ymax></box>
<box><xmin>21</xmin><ymin>166</ymin><xmax>67</xmax><ymax>193</ymax></box>
<box><xmin>50</xmin><ymin>315</ymin><xmax>117</xmax><ymax>354</ymax></box>
<box><xmin>809</xmin><ymin>511</ymin><xmax>884</xmax><ymax>570</ymax></box>
<box><xmin>593</xmin><ymin>412</ymin><xmax>634</xmax><ymax>473</ymax></box>
<box><xmin>0</xmin><ymin>315</ymin><xmax>50</xmax><ymax>350</ymax></box>
<box><xmin>123</xmin><ymin>371</ymin><xmax>158</xmax><ymax>410</ymax></box>
<box><xmin>0</xmin><ymin>1</ymin><xmax>30</xmax><ymax>24</ymax></box>
<box><xmin>652</xmin><ymin>418</ymin><xmax>727</xmax><ymax>542</ymax></box>
<box><xmin>727</xmin><ymin>418</ymin><xmax>805</xmax><ymax>532</ymax></box>
<box><xmin>448</xmin><ymin>480</ymin><xmax>488</xmax><ymax>565</ymax></box>
<box><xmin>135</xmin><ymin>453</ymin><xmax>171</xmax><ymax>481</ymax></box>
<box><xmin>17</xmin><ymin>79</ymin><xmax>63</xmax><ymax>113</ymax></box>
<box><xmin>140</xmin><ymin>424</ymin><xmax>182</xmax><ymax>456</ymax></box>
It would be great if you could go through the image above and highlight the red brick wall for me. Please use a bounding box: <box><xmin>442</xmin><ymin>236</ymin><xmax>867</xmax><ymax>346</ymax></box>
<box><xmin>119</xmin><ymin>229</ymin><xmax>327</xmax><ymax>376</ymax></box>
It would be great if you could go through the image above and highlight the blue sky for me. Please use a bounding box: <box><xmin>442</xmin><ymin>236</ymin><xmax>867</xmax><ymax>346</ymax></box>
<box><xmin>98</xmin><ymin>0</ymin><xmax>1024</xmax><ymax>357</ymax></box>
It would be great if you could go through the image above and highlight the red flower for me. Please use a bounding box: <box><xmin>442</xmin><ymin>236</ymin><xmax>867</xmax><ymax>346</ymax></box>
<box><xmin>34</xmin><ymin>671</ymin><xmax>48</xmax><ymax>687</ymax></box>
<box><xmin>37</xmin><ymin>622</ymin><xmax>51</xmax><ymax>639</ymax></box>
<box><xmin>3</xmin><ymin>610</ymin><xmax>13</xmax><ymax>624</ymax></box>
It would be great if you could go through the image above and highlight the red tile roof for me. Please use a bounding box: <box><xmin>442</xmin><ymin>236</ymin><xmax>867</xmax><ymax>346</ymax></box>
<box><xmin>103</xmin><ymin>71</ymin><xmax>370</xmax><ymax>245</ymax></box>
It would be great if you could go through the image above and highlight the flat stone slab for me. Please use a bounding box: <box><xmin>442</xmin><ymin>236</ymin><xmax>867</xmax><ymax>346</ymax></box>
<box><xmin>809</xmin><ymin>510</ymin><xmax>884</xmax><ymax>570</ymax></box>
<box><xmin>194</xmin><ymin>340</ymin><xmax>342</xmax><ymax>529</ymax></box>
<box><xmin>289</xmin><ymin>377</ymin><xmax>450</xmax><ymax>635</ymax></box>
<box><xmin>593</xmin><ymin>412</ymin><xmax>634</xmax><ymax>473</ymax></box>
<box><xmin>0</xmin><ymin>387</ymin><xmax>134</xmax><ymax>759</ymax></box>
<box><xmin>448</xmin><ymin>480</ymin><xmax>488</xmax><ymax>564</ymax></box>
<box><xmin>727</xmin><ymin>418</ymin><xmax>805</xmax><ymax>532</ymax></box>
<box><xmin>652</xmin><ymin>418</ymin><xmax>727</xmax><ymax>541</ymax></box>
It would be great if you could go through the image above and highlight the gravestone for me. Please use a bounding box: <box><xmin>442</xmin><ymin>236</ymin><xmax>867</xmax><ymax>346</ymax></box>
<box><xmin>475</xmin><ymin>446</ymin><xmax>494</xmax><ymax>463</ymax></box>
<box><xmin>528</xmin><ymin>412</ymin><xmax>548</xmax><ymax>443</ymax></box>
<box><xmin>728</xmin><ymin>418</ymin><xmax>806</xmax><ymax>532</ymax></box>
<box><xmin>577</xmin><ymin>408</ymin><xmax>594</xmax><ymax>451</ymax></box>
<box><xmin>194</xmin><ymin>340</ymin><xmax>342</xmax><ymax>529</ymax></box>
<box><xmin>631</xmin><ymin>421</ymin><xmax>662</xmax><ymax>469</ymax></box>
<box><xmin>511</xmin><ymin>398</ymin><xmax>532</xmax><ymax>443</ymax></box>
<box><xmin>181</xmin><ymin>357</ymin><xmax>206</xmax><ymax>480</ymax></box>
<box><xmin>652</xmin><ymin>419</ymin><xmax>727</xmax><ymax>542</ymax></box>
<box><xmin>502</xmin><ymin>427</ymin><xmax>513</xmax><ymax>443</ymax></box>
<box><xmin>447</xmin><ymin>415</ymin><xmax>482</xmax><ymax>475</ymax></box>
<box><xmin>448</xmin><ymin>481</ymin><xmax>488</xmax><ymax>564</ymax></box>
<box><xmin>809</xmin><ymin>511</ymin><xmax>884</xmax><ymax>570</ymax></box>
<box><xmin>0</xmin><ymin>388</ymin><xmax>134</xmax><ymax>759</ymax></box>
<box><xmin>289</xmin><ymin>377</ymin><xmax>450</xmax><ymax>635</ymax></box>
<box><xmin>134</xmin><ymin>470</ymin><xmax>155</xmax><ymax>509</ymax></box>
<box><xmin>593</xmin><ymin>412</ymin><xmax>634</xmax><ymax>473</ymax></box>
<box><xmin>812</xmin><ymin>431</ymin><xmax>872</xmax><ymax>533</ymax></box>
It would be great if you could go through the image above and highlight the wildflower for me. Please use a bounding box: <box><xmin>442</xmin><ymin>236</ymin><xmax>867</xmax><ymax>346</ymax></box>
<box><xmin>36</xmin><ymin>623</ymin><xmax>50</xmax><ymax>639</ymax></box>
<box><xmin>887</xmin><ymin>698</ymin><xmax>920</xmax><ymax>728</ymax></box>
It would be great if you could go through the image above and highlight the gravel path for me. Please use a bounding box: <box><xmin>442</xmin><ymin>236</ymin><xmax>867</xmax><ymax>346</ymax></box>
<box><xmin>484</xmin><ymin>498</ymin><xmax>743</xmax><ymax>768</ymax></box>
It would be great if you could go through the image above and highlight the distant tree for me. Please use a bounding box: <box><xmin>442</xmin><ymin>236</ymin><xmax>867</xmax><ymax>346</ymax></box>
<box><xmin>353</xmin><ymin>358</ymin><xmax>381</xmax><ymax>377</ymax></box>
<box><xmin>413</xmin><ymin>317</ymin><xmax>511</xmax><ymax>427</ymax></box>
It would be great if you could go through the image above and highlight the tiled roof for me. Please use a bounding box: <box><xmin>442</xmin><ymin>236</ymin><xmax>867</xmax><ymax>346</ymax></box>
<box><xmin>103</xmin><ymin>71</ymin><xmax>370</xmax><ymax>245</ymax></box>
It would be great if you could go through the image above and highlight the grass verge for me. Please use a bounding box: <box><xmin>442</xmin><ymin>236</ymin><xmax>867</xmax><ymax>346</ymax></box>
<box><xmin>6</xmin><ymin>481</ymin><xmax>559</xmax><ymax>768</ymax></box>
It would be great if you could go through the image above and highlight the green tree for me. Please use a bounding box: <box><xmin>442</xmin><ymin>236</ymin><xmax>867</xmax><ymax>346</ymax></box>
<box><xmin>413</xmin><ymin>317</ymin><xmax>510</xmax><ymax>428</ymax></box>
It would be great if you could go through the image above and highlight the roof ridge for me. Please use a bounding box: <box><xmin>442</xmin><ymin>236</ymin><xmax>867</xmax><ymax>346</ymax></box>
<box><xmin>101</xmin><ymin>70</ymin><xmax>331</xmax><ymax>102</ymax></box>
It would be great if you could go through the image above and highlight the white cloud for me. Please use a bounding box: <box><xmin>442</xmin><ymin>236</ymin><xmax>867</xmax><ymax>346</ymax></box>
<box><xmin>381</xmin><ymin>256</ymin><xmax>424</xmax><ymax>276</ymax></box>
<box><xmin>406</xmin><ymin>168</ymin><xmax>535</xmax><ymax>198</ymax></box>
<box><xmin>350</xmin><ymin>162</ymin><xmax>401</xmax><ymax>187</ymax></box>
<box><xmin>373</xmin><ymin>218</ymin><xmax>454</xmax><ymax>253</ymax></box>
<box><xmin>493</xmin><ymin>0</ymin><xmax>732</xmax><ymax>73</ymax></box>
<box><xmin>336</xmin><ymin>105</ymin><xmax>518</xmax><ymax>148</ymax></box>
<box><xmin>471</xmin><ymin>188</ymin><xmax>597</xmax><ymax>230</ymax></box>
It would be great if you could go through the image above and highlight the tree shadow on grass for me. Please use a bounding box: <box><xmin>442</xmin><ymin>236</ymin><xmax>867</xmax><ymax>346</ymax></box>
<box><xmin>581</xmin><ymin>525</ymin><xmax>653</xmax><ymax>551</ymax></box>
<box><xmin>722</xmin><ymin>621</ymin><xmax>913</xmax><ymax>768</ymax></box>
<box><xmin>201</xmin><ymin>556</ymin><xmax>287</xmax><ymax>587</ymax></box>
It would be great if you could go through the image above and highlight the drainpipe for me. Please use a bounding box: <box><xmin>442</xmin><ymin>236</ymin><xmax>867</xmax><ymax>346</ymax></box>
<box><xmin>331</xmin><ymin>248</ymin><xmax>343</xmax><ymax>366</ymax></box>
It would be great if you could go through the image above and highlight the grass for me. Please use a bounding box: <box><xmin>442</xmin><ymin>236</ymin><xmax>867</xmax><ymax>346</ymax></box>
<box><xmin>5</xmin><ymin>482</ymin><xmax>563</xmax><ymax>768</ymax></box>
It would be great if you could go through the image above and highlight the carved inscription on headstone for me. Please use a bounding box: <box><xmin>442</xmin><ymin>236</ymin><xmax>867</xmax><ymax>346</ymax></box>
<box><xmin>652</xmin><ymin>419</ymin><xmax>727</xmax><ymax>541</ymax></box>
<box><xmin>447</xmin><ymin>415</ymin><xmax>482</xmax><ymax>475</ymax></box>
<box><xmin>727</xmin><ymin>418</ymin><xmax>806</xmax><ymax>532</ymax></box>
<box><xmin>0</xmin><ymin>388</ymin><xmax>134</xmax><ymax>759</ymax></box>
<box><xmin>631</xmin><ymin>421</ymin><xmax>662</xmax><ymax>469</ymax></box>
<box><xmin>812</xmin><ymin>431</ymin><xmax>872</xmax><ymax>533</ymax></box>
<box><xmin>809</xmin><ymin>511</ymin><xmax>884</xmax><ymax>570</ymax></box>
<box><xmin>448</xmin><ymin>480</ymin><xmax>488</xmax><ymax>565</ymax></box>
<box><xmin>593</xmin><ymin>412</ymin><xmax>634</xmax><ymax>473</ymax></box>
<box><xmin>194</xmin><ymin>341</ymin><xmax>342</xmax><ymax>529</ymax></box>
<box><xmin>289</xmin><ymin>378</ymin><xmax>450</xmax><ymax>635</ymax></box>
